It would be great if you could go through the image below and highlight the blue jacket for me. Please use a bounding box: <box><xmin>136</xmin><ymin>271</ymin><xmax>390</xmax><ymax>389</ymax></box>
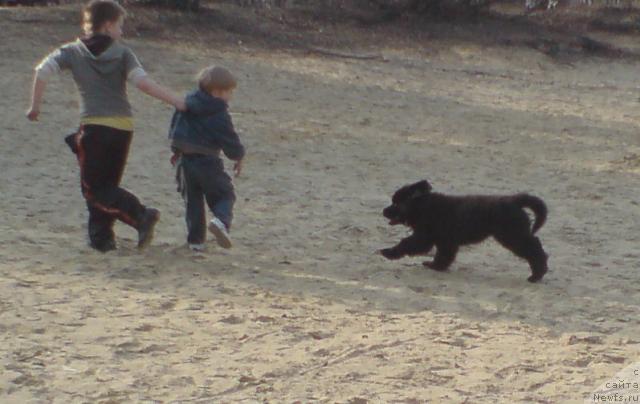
<box><xmin>169</xmin><ymin>89</ymin><xmax>245</xmax><ymax>160</ymax></box>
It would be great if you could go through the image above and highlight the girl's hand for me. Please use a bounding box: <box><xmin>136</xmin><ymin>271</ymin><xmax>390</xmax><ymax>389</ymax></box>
<box><xmin>233</xmin><ymin>159</ymin><xmax>243</xmax><ymax>178</ymax></box>
<box><xmin>28</xmin><ymin>76</ymin><xmax>46</xmax><ymax>122</ymax></box>
<box><xmin>26</xmin><ymin>107</ymin><xmax>40</xmax><ymax>121</ymax></box>
<box><xmin>176</xmin><ymin>98</ymin><xmax>187</xmax><ymax>112</ymax></box>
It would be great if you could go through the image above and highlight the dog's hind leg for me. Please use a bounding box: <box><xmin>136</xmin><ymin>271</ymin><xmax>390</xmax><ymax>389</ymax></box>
<box><xmin>525</xmin><ymin>237</ymin><xmax>548</xmax><ymax>283</ymax></box>
<box><xmin>495</xmin><ymin>234</ymin><xmax>548</xmax><ymax>282</ymax></box>
<box><xmin>424</xmin><ymin>245</ymin><xmax>458</xmax><ymax>271</ymax></box>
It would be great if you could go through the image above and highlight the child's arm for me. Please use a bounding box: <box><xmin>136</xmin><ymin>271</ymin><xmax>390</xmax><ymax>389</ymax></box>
<box><xmin>123</xmin><ymin>49</ymin><xmax>185</xmax><ymax>111</ymax></box>
<box><xmin>205</xmin><ymin>111</ymin><xmax>245</xmax><ymax>177</ymax></box>
<box><xmin>135</xmin><ymin>76</ymin><xmax>186</xmax><ymax>111</ymax></box>
<box><xmin>26</xmin><ymin>48</ymin><xmax>66</xmax><ymax>121</ymax></box>
<box><xmin>216</xmin><ymin>112</ymin><xmax>246</xmax><ymax>178</ymax></box>
<box><xmin>27</xmin><ymin>74</ymin><xmax>46</xmax><ymax>121</ymax></box>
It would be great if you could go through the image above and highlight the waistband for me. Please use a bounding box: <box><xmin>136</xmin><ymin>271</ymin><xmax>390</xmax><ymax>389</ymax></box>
<box><xmin>81</xmin><ymin>116</ymin><xmax>134</xmax><ymax>131</ymax></box>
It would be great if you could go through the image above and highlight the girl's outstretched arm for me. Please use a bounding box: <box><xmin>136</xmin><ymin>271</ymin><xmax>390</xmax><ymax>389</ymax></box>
<box><xmin>27</xmin><ymin>74</ymin><xmax>46</xmax><ymax>121</ymax></box>
<box><xmin>28</xmin><ymin>48</ymin><xmax>66</xmax><ymax>121</ymax></box>
<box><xmin>135</xmin><ymin>76</ymin><xmax>186</xmax><ymax>111</ymax></box>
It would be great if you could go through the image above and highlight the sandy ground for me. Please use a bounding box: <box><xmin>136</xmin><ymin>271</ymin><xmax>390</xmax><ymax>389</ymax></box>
<box><xmin>2</xmin><ymin>5</ymin><xmax>640</xmax><ymax>403</ymax></box>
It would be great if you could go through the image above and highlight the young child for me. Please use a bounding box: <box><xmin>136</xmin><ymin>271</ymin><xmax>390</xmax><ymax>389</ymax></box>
<box><xmin>27</xmin><ymin>0</ymin><xmax>186</xmax><ymax>252</ymax></box>
<box><xmin>169</xmin><ymin>66</ymin><xmax>245</xmax><ymax>251</ymax></box>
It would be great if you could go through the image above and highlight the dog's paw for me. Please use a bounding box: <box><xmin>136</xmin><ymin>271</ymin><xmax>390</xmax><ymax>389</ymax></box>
<box><xmin>527</xmin><ymin>273</ymin><xmax>545</xmax><ymax>283</ymax></box>
<box><xmin>380</xmin><ymin>248</ymin><xmax>402</xmax><ymax>260</ymax></box>
<box><xmin>527</xmin><ymin>266</ymin><xmax>548</xmax><ymax>283</ymax></box>
<box><xmin>422</xmin><ymin>261</ymin><xmax>448</xmax><ymax>272</ymax></box>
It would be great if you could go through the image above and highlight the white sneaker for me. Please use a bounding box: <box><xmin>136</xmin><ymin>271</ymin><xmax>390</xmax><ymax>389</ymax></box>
<box><xmin>189</xmin><ymin>243</ymin><xmax>206</xmax><ymax>252</ymax></box>
<box><xmin>208</xmin><ymin>217</ymin><xmax>232</xmax><ymax>249</ymax></box>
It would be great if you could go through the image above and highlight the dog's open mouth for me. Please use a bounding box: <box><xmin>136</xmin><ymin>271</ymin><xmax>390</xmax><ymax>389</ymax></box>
<box><xmin>388</xmin><ymin>219</ymin><xmax>402</xmax><ymax>225</ymax></box>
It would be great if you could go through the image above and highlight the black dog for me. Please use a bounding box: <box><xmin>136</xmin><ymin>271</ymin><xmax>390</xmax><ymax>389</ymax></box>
<box><xmin>380</xmin><ymin>180</ymin><xmax>549</xmax><ymax>282</ymax></box>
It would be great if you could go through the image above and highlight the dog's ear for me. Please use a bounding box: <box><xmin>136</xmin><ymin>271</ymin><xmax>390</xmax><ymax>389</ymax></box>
<box><xmin>417</xmin><ymin>180</ymin><xmax>432</xmax><ymax>192</ymax></box>
<box><xmin>392</xmin><ymin>180</ymin><xmax>432</xmax><ymax>203</ymax></box>
<box><xmin>410</xmin><ymin>180</ymin><xmax>432</xmax><ymax>199</ymax></box>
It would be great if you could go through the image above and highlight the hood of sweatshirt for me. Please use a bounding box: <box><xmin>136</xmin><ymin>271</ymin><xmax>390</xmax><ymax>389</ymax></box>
<box><xmin>80</xmin><ymin>34</ymin><xmax>114</xmax><ymax>57</ymax></box>
<box><xmin>74</xmin><ymin>35</ymin><xmax>132</xmax><ymax>77</ymax></box>
<box><xmin>185</xmin><ymin>89</ymin><xmax>228</xmax><ymax>116</ymax></box>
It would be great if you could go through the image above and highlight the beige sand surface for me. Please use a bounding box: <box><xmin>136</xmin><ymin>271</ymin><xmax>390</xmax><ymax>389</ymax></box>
<box><xmin>1</xmin><ymin>6</ymin><xmax>640</xmax><ymax>403</ymax></box>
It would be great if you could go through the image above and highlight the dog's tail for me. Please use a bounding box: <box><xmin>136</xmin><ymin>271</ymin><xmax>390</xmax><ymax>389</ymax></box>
<box><xmin>514</xmin><ymin>194</ymin><xmax>547</xmax><ymax>234</ymax></box>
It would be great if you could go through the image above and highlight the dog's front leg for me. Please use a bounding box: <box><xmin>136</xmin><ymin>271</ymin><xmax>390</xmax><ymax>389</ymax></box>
<box><xmin>424</xmin><ymin>244</ymin><xmax>459</xmax><ymax>271</ymax></box>
<box><xmin>380</xmin><ymin>234</ymin><xmax>433</xmax><ymax>260</ymax></box>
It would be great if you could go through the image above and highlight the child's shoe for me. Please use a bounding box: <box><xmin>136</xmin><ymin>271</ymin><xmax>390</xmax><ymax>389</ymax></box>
<box><xmin>208</xmin><ymin>217</ymin><xmax>232</xmax><ymax>249</ymax></box>
<box><xmin>189</xmin><ymin>243</ymin><xmax>206</xmax><ymax>252</ymax></box>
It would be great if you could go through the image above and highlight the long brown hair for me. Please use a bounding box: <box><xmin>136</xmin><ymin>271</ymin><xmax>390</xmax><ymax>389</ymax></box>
<box><xmin>82</xmin><ymin>0</ymin><xmax>126</xmax><ymax>36</ymax></box>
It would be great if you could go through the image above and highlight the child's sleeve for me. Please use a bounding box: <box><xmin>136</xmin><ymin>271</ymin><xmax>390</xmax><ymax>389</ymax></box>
<box><xmin>35</xmin><ymin>47</ymin><xmax>72</xmax><ymax>81</ymax></box>
<box><xmin>168</xmin><ymin>110</ymin><xmax>180</xmax><ymax>139</ymax></box>
<box><xmin>218</xmin><ymin>113</ymin><xmax>246</xmax><ymax>161</ymax></box>
<box><xmin>123</xmin><ymin>48</ymin><xmax>147</xmax><ymax>85</ymax></box>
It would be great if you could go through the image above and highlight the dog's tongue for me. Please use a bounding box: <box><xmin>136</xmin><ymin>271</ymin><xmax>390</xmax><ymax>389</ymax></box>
<box><xmin>389</xmin><ymin>219</ymin><xmax>400</xmax><ymax>225</ymax></box>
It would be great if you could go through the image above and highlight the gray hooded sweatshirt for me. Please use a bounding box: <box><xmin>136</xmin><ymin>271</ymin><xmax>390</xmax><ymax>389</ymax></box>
<box><xmin>36</xmin><ymin>36</ymin><xmax>146</xmax><ymax>119</ymax></box>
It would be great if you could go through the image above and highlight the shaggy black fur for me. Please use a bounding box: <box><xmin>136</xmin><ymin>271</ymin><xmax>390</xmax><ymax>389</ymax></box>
<box><xmin>380</xmin><ymin>180</ymin><xmax>549</xmax><ymax>283</ymax></box>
